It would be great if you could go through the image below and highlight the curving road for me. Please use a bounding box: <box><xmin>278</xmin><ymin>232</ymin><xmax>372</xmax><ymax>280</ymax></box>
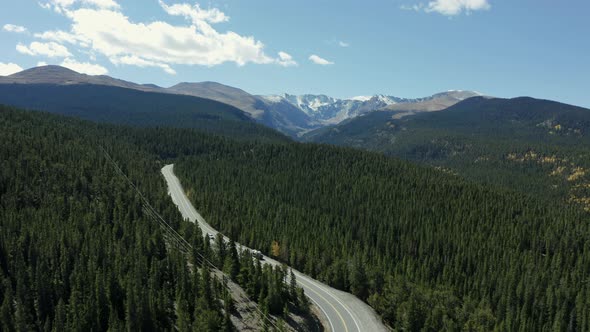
<box><xmin>162</xmin><ymin>164</ymin><xmax>387</xmax><ymax>332</ymax></box>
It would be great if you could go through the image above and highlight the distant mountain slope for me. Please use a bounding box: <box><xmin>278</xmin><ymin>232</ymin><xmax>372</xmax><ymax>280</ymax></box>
<box><xmin>167</xmin><ymin>81</ymin><xmax>315</xmax><ymax>137</ymax></box>
<box><xmin>306</xmin><ymin>96</ymin><xmax>590</xmax><ymax>147</ymax></box>
<box><xmin>168</xmin><ymin>81</ymin><xmax>265</xmax><ymax>118</ymax></box>
<box><xmin>0</xmin><ymin>65</ymin><xmax>482</xmax><ymax>137</ymax></box>
<box><xmin>383</xmin><ymin>90</ymin><xmax>484</xmax><ymax>118</ymax></box>
<box><xmin>421</xmin><ymin>96</ymin><xmax>590</xmax><ymax>133</ymax></box>
<box><xmin>261</xmin><ymin>90</ymin><xmax>482</xmax><ymax>130</ymax></box>
<box><xmin>304</xmin><ymin>96</ymin><xmax>590</xmax><ymax>210</ymax></box>
<box><xmin>0</xmin><ymin>65</ymin><xmax>163</xmax><ymax>92</ymax></box>
<box><xmin>261</xmin><ymin>94</ymin><xmax>397</xmax><ymax>126</ymax></box>
<box><xmin>256</xmin><ymin>98</ymin><xmax>317</xmax><ymax>137</ymax></box>
<box><xmin>0</xmin><ymin>83</ymin><xmax>289</xmax><ymax>143</ymax></box>
<box><xmin>0</xmin><ymin>66</ymin><xmax>313</xmax><ymax>137</ymax></box>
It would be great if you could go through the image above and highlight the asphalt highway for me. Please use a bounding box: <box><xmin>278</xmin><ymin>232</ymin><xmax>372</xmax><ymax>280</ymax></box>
<box><xmin>162</xmin><ymin>164</ymin><xmax>387</xmax><ymax>332</ymax></box>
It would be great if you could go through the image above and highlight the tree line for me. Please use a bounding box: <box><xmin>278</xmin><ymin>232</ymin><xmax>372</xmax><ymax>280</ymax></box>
<box><xmin>3</xmin><ymin>103</ymin><xmax>589</xmax><ymax>331</ymax></box>
<box><xmin>175</xmin><ymin>141</ymin><xmax>590</xmax><ymax>331</ymax></box>
<box><xmin>0</xmin><ymin>106</ymin><xmax>236</xmax><ymax>331</ymax></box>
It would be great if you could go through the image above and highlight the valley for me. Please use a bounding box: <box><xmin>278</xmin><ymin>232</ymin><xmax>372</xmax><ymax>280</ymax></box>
<box><xmin>304</xmin><ymin>96</ymin><xmax>590</xmax><ymax>210</ymax></box>
<box><xmin>1</xmin><ymin>1</ymin><xmax>588</xmax><ymax>331</ymax></box>
<box><xmin>1</xmin><ymin>66</ymin><xmax>589</xmax><ymax>331</ymax></box>
<box><xmin>0</xmin><ymin>66</ymin><xmax>482</xmax><ymax>138</ymax></box>
<box><xmin>162</xmin><ymin>164</ymin><xmax>386</xmax><ymax>332</ymax></box>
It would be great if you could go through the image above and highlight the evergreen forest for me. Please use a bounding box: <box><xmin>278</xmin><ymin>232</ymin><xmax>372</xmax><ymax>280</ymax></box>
<box><xmin>2</xmin><ymin>101</ymin><xmax>590</xmax><ymax>331</ymax></box>
<box><xmin>0</xmin><ymin>105</ymin><xmax>297</xmax><ymax>331</ymax></box>
<box><xmin>176</xmin><ymin>140</ymin><xmax>590</xmax><ymax>331</ymax></box>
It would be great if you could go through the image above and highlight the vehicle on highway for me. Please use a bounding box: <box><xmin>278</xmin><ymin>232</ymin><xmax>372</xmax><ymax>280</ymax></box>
<box><xmin>252</xmin><ymin>250</ymin><xmax>263</xmax><ymax>260</ymax></box>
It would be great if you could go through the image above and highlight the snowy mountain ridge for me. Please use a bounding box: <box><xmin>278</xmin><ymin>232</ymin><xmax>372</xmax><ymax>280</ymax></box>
<box><xmin>260</xmin><ymin>91</ymin><xmax>481</xmax><ymax>126</ymax></box>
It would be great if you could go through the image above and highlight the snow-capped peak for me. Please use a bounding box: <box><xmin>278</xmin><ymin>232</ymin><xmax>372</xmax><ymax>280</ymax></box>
<box><xmin>348</xmin><ymin>96</ymin><xmax>372</xmax><ymax>102</ymax></box>
<box><xmin>260</xmin><ymin>95</ymin><xmax>283</xmax><ymax>103</ymax></box>
<box><xmin>441</xmin><ymin>90</ymin><xmax>484</xmax><ymax>101</ymax></box>
<box><xmin>372</xmin><ymin>94</ymin><xmax>398</xmax><ymax>105</ymax></box>
<box><xmin>259</xmin><ymin>90</ymin><xmax>483</xmax><ymax>128</ymax></box>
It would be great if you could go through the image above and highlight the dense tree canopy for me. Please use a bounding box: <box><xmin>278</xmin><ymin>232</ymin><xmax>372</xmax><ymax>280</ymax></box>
<box><xmin>304</xmin><ymin>97</ymin><xmax>590</xmax><ymax>210</ymax></box>
<box><xmin>176</xmin><ymin>141</ymin><xmax>590</xmax><ymax>330</ymax></box>
<box><xmin>3</xmin><ymin>101</ymin><xmax>590</xmax><ymax>331</ymax></box>
<box><xmin>0</xmin><ymin>106</ymin><xmax>235</xmax><ymax>331</ymax></box>
<box><xmin>0</xmin><ymin>84</ymin><xmax>290</xmax><ymax>144</ymax></box>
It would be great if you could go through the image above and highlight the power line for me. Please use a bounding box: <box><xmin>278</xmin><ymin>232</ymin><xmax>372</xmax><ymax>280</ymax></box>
<box><xmin>100</xmin><ymin>147</ymin><xmax>280</xmax><ymax>330</ymax></box>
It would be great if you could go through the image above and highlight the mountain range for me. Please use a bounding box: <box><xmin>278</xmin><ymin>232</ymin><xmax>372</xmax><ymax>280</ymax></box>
<box><xmin>3</xmin><ymin>65</ymin><xmax>590</xmax><ymax>332</ymax></box>
<box><xmin>304</xmin><ymin>95</ymin><xmax>590</xmax><ymax>211</ymax></box>
<box><xmin>0</xmin><ymin>66</ymin><xmax>288</xmax><ymax>143</ymax></box>
<box><xmin>0</xmin><ymin>66</ymin><xmax>482</xmax><ymax>137</ymax></box>
<box><xmin>262</xmin><ymin>90</ymin><xmax>482</xmax><ymax>126</ymax></box>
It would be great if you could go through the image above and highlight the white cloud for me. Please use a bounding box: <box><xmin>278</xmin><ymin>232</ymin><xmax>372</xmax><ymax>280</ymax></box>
<box><xmin>0</xmin><ymin>62</ymin><xmax>23</xmax><ymax>76</ymax></box>
<box><xmin>309</xmin><ymin>54</ymin><xmax>334</xmax><ymax>65</ymax></box>
<box><xmin>40</xmin><ymin>0</ymin><xmax>120</xmax><ymax>11</ymax></box>
<box><xmin>338</xmin><ymin>41</ymin><xmax>350</xmax><ymax>47</ymax></box>
<box><xmin>159</xmin><ymin>0</ymin><xmax>228</xmax><ymax>24</ymax></box>
<box><xmin>276</xmin><ymin>51</ymin><xmax>297</xmax><ymax>67</ymax></box>
<box><xmin>34</xmin><ymin>30</ymin><xmax>88</xmax><ymax>46</ymax></box>
<box><xmin>425</xmin><ymin>0</ymin><xmax>490</xmax><ymax>15</ymax></box>
<box><xmin>82</xmin><ymin>0</ymin><xmax>120</xmax><ymax>9</ymax></box>
<box><xmin>37</xmin><ymin>61</ymin><xmax>49</xmax><ymax>66</ymax></box>
<box><xmin>32</xmin><ymin>0</ymin><xmax>289</xmax><ymax>73</ymax></box>
<box><xmin>400</xmin><ymin>4</ymin><xmax>425</xmax><ymax>12</ymax></box>
<box><xmin>60</xmin><ymin>58</ymin><xmax>108</xmax><ymax>75</ymax></box>
<box><xmin>51</xmin><ymin>4</ymin><xmax>277</xmax><ymax>67</ymax></box>
<box><xmin>16</xmin><ymin>41</ymin><xmax>72</xmax><ymax>58</ymax></box>
<box><xmin>40</xmin><ymin>0</ymin><xmax>75</xmax><ymax>13</ymax></box>
<box><xmin>3</xmin><ymin>24</ymin><xmax>27</xmax><ymax>33</ymax></box>
<box><xmin>111</xmin><ymin>55</ymin><xmax>176</xmax><ymax>75</ymax></box>
<box><xmin>49</xmin><ymin>0</ymin><xmax>76</xmax><ymax>7</ymax></box>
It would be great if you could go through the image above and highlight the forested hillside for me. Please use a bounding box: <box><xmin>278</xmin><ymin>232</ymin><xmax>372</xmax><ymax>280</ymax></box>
<box><xmin>0</xmin><ymin>105</ymin><xmax>318</xmax><ymax>331</ymax></box>
<box><xmin>0</xmin><ymin>106</ymin><xmax>257</xmax><ymax>331</ymax></box>
<box><xmin>3</xmin><ymin>99</ymin><xmax>590</xmax><ymax>331</ymax></box>
<box><xmin>0</xmin><ymin>83</ymin><xmax>289</xmax><ymax>143</ymax></box>
<box><xmin>305</xmin><ymin>97</ymin><xmax>590</xmax><ymax>210</ymax></box>
<box><xmin>176</xmin><ymin>141</ymin><xmax>590</xmax><ymax>330</ymax></box>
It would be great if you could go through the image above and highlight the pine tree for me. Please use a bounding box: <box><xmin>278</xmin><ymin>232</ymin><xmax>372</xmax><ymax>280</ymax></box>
<box><xmin>1</xmin><ymin>283</ymin><xmax>15</xmax><ymax>332</ymax></box>
<box><xmin>289</xmin><ymin>269</ymin><xmax>298</xmax><ymax>304</ymax></box>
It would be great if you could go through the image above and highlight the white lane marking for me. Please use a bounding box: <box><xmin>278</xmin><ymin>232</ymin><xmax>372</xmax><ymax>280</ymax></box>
<box><xmin>296</xmin><ymin>276</ymin><xmax>349</xmax><ymax>332</ymax></box>
<box><xmin>303</xmin><ymin>276</ymin><xmax>362</xmax><ymax>332</ymax></box>
<box><xmin>163</xmin><ymin>165</ymin><xmax>356</xmax><ymax>332</ymax></box>
<box><xmin>301</xmin><ymin>288</ymin><xmax>336</xmax><ymax>332</ymax></box>
<box><xmin>164</xmin><ymin>167</ymin><xmax>341</xmax><ymax>330</ymax></box>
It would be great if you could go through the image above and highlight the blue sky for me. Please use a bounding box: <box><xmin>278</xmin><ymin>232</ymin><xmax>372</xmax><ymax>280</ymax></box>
<box><xmin>1</xmin><ymin>0</ymin><xmax>589</xmax><ymax>107</ymax></box>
